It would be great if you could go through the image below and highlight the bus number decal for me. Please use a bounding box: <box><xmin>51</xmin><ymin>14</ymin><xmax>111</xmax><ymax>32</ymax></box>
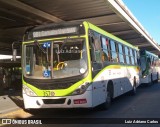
<box><xmin>43</xmin><ymin>91</ymin><xmax>55</xmax><ymax>96</ymax></box>
<box><xmin>43</xmin><ymin>91</ymin><xmax>51</xmax><ymax>97</ymax></box>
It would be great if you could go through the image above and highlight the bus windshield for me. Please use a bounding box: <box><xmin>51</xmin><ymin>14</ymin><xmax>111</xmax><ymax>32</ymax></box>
<box><xmin>24</xmin><ymin>38</ymin><xmax>88</xmax><ymax>79</ymax></box>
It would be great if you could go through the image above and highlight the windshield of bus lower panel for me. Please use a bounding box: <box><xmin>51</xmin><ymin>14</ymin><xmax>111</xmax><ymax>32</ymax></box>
<box><xmin>23</xmin><ymin>38</ymin><xmax>88</xmax><ymax>79</ymax></box>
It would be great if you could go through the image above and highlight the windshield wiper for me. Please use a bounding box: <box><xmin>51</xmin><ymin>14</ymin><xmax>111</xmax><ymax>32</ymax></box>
<box><xmin>34</xmin><ymin>40</ymin><xmax>46</xmax><ymax>54</ymax></box>
<box><xmin>34</xmin><ymin>40</ymin><xmax>50</xmax><ymax>70</ymax></box>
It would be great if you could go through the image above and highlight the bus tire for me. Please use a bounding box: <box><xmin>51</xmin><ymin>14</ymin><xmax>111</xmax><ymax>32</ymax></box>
<box><xmin>100</xmin><ymin>82</ymin><xmax>113</xmax><ymax>110</ymax></box>
<box><xmin>155</xmin><ymin>73</ymin><xmax>159</xmax><ymax>83</ymax></box>
<box><xmin>131</xmin><ymin>77</ymin><xmax>136</xmax><ymax>95</ymax></box>
<box><xmin>23</xmin><ymin>108</ymin><xmax>38</xmax><ymax>115</ymax></box>
<box><xmin>150</xmin><ymin>74</ymin><xmax>153</xmax><ymax>85</ymax></box>
<box><xmin>147</xmin><ymin>74</ymin><xmax>153</xmax><ymax>86</ymax></box>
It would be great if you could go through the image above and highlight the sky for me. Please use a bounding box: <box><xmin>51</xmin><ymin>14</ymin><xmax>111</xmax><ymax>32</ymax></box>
<box><xmin>123</xmin><ymin>0</ymin><xmax>160</xmax><ymax>45</ymax></box>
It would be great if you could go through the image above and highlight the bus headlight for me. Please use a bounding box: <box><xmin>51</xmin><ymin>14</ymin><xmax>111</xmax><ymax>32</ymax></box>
<box><xmin>143</xmin><ymin>75</ymin><xmax>147</xmax><ymax>78</ymax></box>
<box><xmin>72</xmin><ymin>82</ymin><xmax>90</xmax><ymax>95</ymax></box>
<box><xmin>23</xmin><ymin>85</ymin><xmax>37</xmax><ymax>96</ymax></box>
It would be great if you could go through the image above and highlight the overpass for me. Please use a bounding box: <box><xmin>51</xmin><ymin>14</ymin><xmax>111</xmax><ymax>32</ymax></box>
<box><xmin>0</xmin><ymin>0</ymin><xmax>159</xmax><ymax>55</ymax></box>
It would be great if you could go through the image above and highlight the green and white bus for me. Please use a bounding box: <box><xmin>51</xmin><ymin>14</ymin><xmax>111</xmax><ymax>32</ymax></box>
<box><xmin>140</xmin><ymin>50</ymin><xmax>159</xmax><ymax>84</ymax></box>
<box><xmin>157</xmin><ymin>58</ymin><xmax>160</xmax><ymax>80</ymax></box>
<box><xmin>22</xmin><ymin>21</ymin><xmax>140</xmax><ymax>110</ymax></box>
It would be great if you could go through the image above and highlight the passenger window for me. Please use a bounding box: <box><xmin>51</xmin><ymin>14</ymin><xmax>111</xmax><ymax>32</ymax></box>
<box><xmin>125</xmin><ymin>46</ymin><xmax>130</xmax><ymax>64</ymax></box>
<box><xmin>134</xmin><ymin>50</ymin><xmax>137</xmax><ymax>64</ymax></box>
<box><xmin>94</xmin><ymin>37</ymin><xmax>101</xmax><ymax>63</ymax></box>
<box><xmin>109</xmin><ymin>40</ymin><xmax>118</xmax><ymax>62</ymax></box>
<box><xmin>129</xmin><ymin>48</ymin><xmax>135</xmax><ymax>65</ymax></box>
<box><xmin>118</xmin><ymin>43</ymin><xmax>124</xmax><ymax>63</ymax></box>
<box><xmin>101</xmin><ymin>37</ymin><xmax>110</xmax><ymax>61</ymax></box>
<box><xmin>89</xmin><ymin>31</ymin><xmax>102</xmax><ymax>72</ymax></box>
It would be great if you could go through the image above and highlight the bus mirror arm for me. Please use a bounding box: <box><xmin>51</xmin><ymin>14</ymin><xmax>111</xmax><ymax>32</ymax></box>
<box><xmin>12</xmin><ymin>41</ymin><xmax>21</xmax><ymax>61</ymax></box>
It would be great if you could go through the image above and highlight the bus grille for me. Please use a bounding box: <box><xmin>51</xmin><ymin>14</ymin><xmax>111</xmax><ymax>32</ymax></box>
<box><xmin>43</xmin><ymin>98</ymin><xmax>66</xmax><ymax>104</ymax></box>
<box><xmin>37</xmin><ymin>82</ymin><xmax>75</xmax><ymax>90</ymax></box>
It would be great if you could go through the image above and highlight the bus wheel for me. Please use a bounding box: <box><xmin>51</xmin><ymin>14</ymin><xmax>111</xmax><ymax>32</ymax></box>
<box><xmin>147</xmin><ymin>74</ymin><xmax>153</xmax><ymax>86</ymax></box>
<box><xmin>150</xmin><ymin>74</ymin><xmax>153</xmax><ymax>85</ymax></box>
<box><xmin>155</xmin><ymin>73</ymin><xmax>159</xmax><ymax>83</ymax></box>
<box><xmin>131</xmin><ymin>78</ymin><xmax>136</xmax><ymax>95</ymax></box>
<box><xmin>100</xmin><ymin>90</ymin><xmax>111</xmax><ymax>110</ymax></box>
<box><xmin>23</xmin><ymin>108</ymin><xmax>38</xmax><ymax>115</ymax></box>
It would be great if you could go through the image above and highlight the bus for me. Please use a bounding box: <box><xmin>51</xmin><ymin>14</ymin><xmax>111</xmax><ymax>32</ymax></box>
<box><xmin>140</xmin><ymin>50</ymin><xmax>159</xmax><ymax>84</ymax></box>
<box><xmin>22</xmin><ymin>21</ymin><xmax>140</xmax><ymax>110</ymax></box>
<box><xmin>157</xmin><ymin>58</ymin><xmax>160</xmax><ymax>80</ymax></box>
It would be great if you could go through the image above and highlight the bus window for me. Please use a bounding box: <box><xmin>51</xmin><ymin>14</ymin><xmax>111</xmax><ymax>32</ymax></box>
<box><xmin>89</xmin><ymin>33</ymin><xmax>102</xmax><ymax>72</ymax></box>
<box><xmin>134</xmin><ymin>50</ymin><xmax>137</xmax><ymax>65</ymax></box>
<box><xmin>53</xmin><ymin>44</ymin><xmax>59</xmax><ymax>68</ymax></box>
<box><xmin>94</xmin><ymin>38</ymin><xmax>101</xmax><ymax>63</ymax></box>
<box><xmin>147</xmin><ymin>57</ymin><xmax>151</xmax><ymax>66</ymax></box>
<box><xmin>101</xmin><ymin>37</ymin><xmax>109</xmax><ymax>62</ymax></box>
<box><xmin>118</xmin><ymin>43</ymin><xmax>124</xmax><ymax>63</ymax></box>
<box><xmin>109</xmin><ymin>40</ymin><xmax>117</xmax><ymax>62</ymax></box>
<box><xmin>89</xmin><ymin>36</ymin><xmax>96</xmax><ymax>62</ymax></box>
<box><xmin>137</xmin><ymin>51</ymin><xmax>141</xmax><ymax>66</ymax></box>
<box><xmin>125</xmin><ymin>46</ymin><xmax>130</xmax><ymax>64</ymax></box>
<box><xmin>25</xmin><ymin>46</ymin><xmax>34</xmax><ymax>76</ymax></box>
<box><xmin>150</xmin><ymin>56</ymin><xmax>153</xmax><ymax>66</ymax></box>
<box><xmin>129</xmin><ymin>48</ymin><xmax>135</xmax><ymax>65</ymax></box>
<box><xmin>152</xmin><ymin>57</ymin><xmax>156</xmax><ymax>66</ymax></box>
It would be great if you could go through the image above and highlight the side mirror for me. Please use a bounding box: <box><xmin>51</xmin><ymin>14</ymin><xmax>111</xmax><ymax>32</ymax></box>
<box><xmin>12</xmin><ymin>49</ymin><xmax>17</xmax><ymax>61</ymax></box>
<box><xmin>12</xmin><ymin>42</ymin><xmax>17</xmax><ymax>61</ymax></box>
<box><xmin>12</xmin><ymin>41</ymin><xmax>21</xmax><ymax>62</ymax></box>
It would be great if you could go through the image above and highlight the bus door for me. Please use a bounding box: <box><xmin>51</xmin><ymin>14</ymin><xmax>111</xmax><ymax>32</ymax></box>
<box><xmin>89</xmin><ymin>32</ymin><xmax>106</xmax><ymax>107</ymax></box>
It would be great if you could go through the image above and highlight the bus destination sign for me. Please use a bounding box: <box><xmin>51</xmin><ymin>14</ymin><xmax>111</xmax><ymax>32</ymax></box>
<box><xmin>33</xmin><ymin>27</ymin><xmax>78</xmax><ymax>38</ymax></box>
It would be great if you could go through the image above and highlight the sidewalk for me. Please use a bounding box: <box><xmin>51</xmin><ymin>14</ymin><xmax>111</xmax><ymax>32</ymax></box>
<box><xmin>0</xmin><ymin>89</ymin><xmax>24</xmax><ymax>118</ymax></box>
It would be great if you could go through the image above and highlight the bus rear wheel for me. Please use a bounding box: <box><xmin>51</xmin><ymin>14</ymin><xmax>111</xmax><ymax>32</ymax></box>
<box><xmin>155</xmin><ymin>73</ymin><xmax>159</xmax><ymax>83</ymax></box>
<box><xmin>131</xmin><ymin>78</ymin><xmax>136</xmax><ymax>95</ymax></box>
<box><xmin>148</xmin><ymin>74</ymin><xmax>153</xmax><ymax>85</ymax></box>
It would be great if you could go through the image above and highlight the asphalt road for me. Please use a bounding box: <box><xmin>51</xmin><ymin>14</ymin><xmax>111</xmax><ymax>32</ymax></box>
<box><xmin>2</xmin><ymin>82</ymin><xmax>160</xmax><ymax>127</ymax></box>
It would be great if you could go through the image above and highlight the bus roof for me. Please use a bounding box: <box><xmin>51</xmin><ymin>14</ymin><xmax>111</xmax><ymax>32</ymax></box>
<box><xmin>146</xmin><ymin>50</ymin><xmax>158</xmax><ymax>58</ymax></box>
<box><xmin>85</xmin><ymin>21</ymin><xmax>139</xmax><ymax>51</ymax></box>
<box><xmin>24</xmin><ymin>20</ymin><xmax>139</xmax><ymax>51</ymax></box>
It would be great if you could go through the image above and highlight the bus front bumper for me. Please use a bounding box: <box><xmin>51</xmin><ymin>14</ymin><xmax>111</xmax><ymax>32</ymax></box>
<box><xmin>23</xmin><ymin>91</ymin><xmax>93</xmax><ymax>109</ymax></box>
